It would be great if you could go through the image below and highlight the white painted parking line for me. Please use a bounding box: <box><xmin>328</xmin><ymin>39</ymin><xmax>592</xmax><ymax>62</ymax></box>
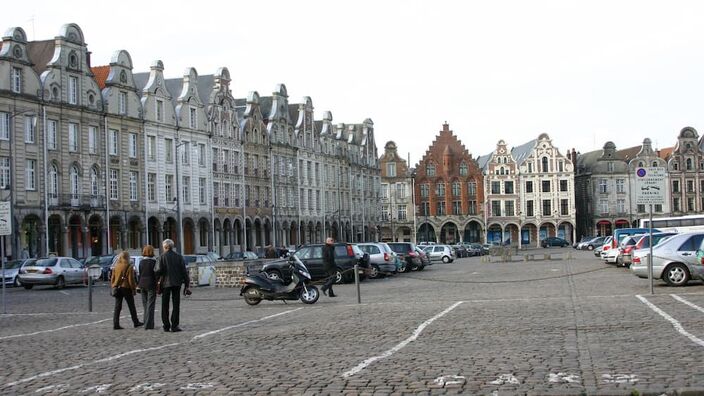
<box><xmin>192</xmin><ymin>308</ymin><xmax>302</xmax><ymax>340</ymax></box>
<box><xmin>636</xmin><ymin>295</ymin><xmax>704</xmax><ymax>348</ymax></box>
<box><xmin>672</xmin><ymin>294</ymin><xmax>704</xmax><ymax>314</ymax></box>
<box><xmin>0</xmin><ymin>318</ymin><xmax>113</xmax><ymax>341</ymax></box>
<box><xmin>342</xmin><ymin>301</ymin><xmax>463</xmax><ymax>378</ymax></box>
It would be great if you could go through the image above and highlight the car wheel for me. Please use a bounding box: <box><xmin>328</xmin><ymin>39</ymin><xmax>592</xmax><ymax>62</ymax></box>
<box><xmin>13</xmin><ymin>276</ymin><xmax>21</xmax><ymax>287</ymax></box>
<box><xmin>664</xmin><ymin>263</ymin><xmax>690</xmax><ymax>287</ymax></box>
<box><xmin>563</xmin><ymin>243</ymin><xmax>569</xmax><ymax>247</ymax></box>
<box><xmin>398</xmin><ymin>262</ymin><xmax>407</xmax><ymax>273</ymax></box>
<box><xmin>369</xmin><ymin>265</ymin><xmax>380</xmax><ymax>279</ymax></box>
<box><xmin>243</xmin><ymin>286</ymin><xmax>262</xmax><ymax>305</ymax></box>
<box><xmin>587</xmin><ymin>245</ymin><xmax>594</xmax><ymax>251</ymax></box>
<box><xmin>400</xmin><ymin>262</ymin><xmax>410</xmax><ymax>273</ymax></box>
<box><xmin>55</xmin><ymin>276</ymin><xmax>65</xmax><ymax>289</ymax></box>
<box><xmin>442</xmin><ymin>256</ymin><xmax>450</xmax><ymax>263</ymax></box>
<box><xmin>23</xmin><ymin>284</ymin><xmax>33</xmax><ymax>290</ymax></box>
<box><xmin>265</xmin><ymin>270</ymin><xmax>282</xmax><ymax>281</ymax></box>
<box><xmin>416</xmin><ymin>265</ymin><xmax>425</xmax><ymax>271</ymax></box>
<box><xmin>299</xmin><ymin>285</ymin><xmax>319</xmax><ymax>304</ymax></box>
<box><xmin>335</xmin><ymin>268</ymin><xmax>344</xmax><ymax>284</ymax></box>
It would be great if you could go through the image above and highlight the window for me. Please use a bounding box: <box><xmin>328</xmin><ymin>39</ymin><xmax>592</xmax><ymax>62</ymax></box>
<box><xmin>11</xmin><ymin>67</ymin><xmax>21</xmax><ymax>93</ymax></box>
<box><xmin>467</xmin><ymin>181</ymin><xmax>477</xmax><ymax>196</ymax></box>
<box><xmin>615</xmin><ymin>179</ymin><xmax>624</xmax><ymax>193</ymax></box>
<box><xmin>673</xmin><ymin>180</ymin><xmax>680</xmax><ymax>193</ymax></box>
<box><xmin>541</xmin><ymin>180</ymin><xmax>551</xmax><ymax>193</ymax></box>
<box><xmin>426</xmin><ymin>163</ymin><xmax>435</xmax><ymax>176</ymax></box>
<box><xmin>452</xmin><ymin>201</ymin><xmax>461</xmax><ymax>215</ymax></box>
<box><xmin>91</xmin><ymin>168</ymin><xmax>99</xmax><ymax>196</ymax></box>
<box><xmin>686</xmin><ymin>158</ymin><xmax>693</xmax><ymax>171</ymax></box>
<box><xmin>436</xmin><ymin>182</ymin><xmax>445</xmax><ymax>197</ymax></box>
<box><xmin>504</xmin><ymin>181</ymin><xmax>514</xmax><ymax>194</ymax></box>
<box><xmin>148</xmin><ymin>136</ymin><xmax>156</xmax><ymax>160</ymax></box>
<box><xmin>156</xmin><ymin>100</ymin><xmax>164</xmax><ymax>122</ymax></box>
<box><xmin>213</xmin><ymin>182</ymin><xmax>219</xmax><ymax>206</ymax></box>
<box><xmin>491</xmin><ymin>201</ymin><xmax>501</xmax><ymax>216</ymax></box>
<box><xmin>25</xmin><ymin>160</ymin><xmax>36</xmax><ymax>190</ymax></box>
<box><xmin>674</xmin><ymin>197</ymin><xmax>681</xmax><ymax>212</ymax></box>
<box><xmin>189</xmin><ymin>107</ymin><xmax>197</xmax><ymax>129</ymax></box>
<box><xmin>198</xmin><ymin>144</ymin><xmax>205</xmax><ymax>166</ymax></box>
<box><xmin>109</xmin><ymin>129</ymin><xmax>119</xmax><ymax>155</ymax></box>
<box><xmin>491</xmin><ymin>181</ymin><xmax>501</xmax><ymax>194</ymax></box>
<box><xmin>213</xmin><ymin>148</ymin><xmax>219</xmax><ymax>172</ymax></box>
<box><xmin>607</xmin><ymin>162</ymin><xmax>614</xmax><ymax>172</ymax></box>
<box><xmin>118</xmin><ymin>91</ymin><xmax>127</xmax><ymax>115</ymax></box>
<box><xmin>688</xmin><ymin>197</ymin><xmax>695</xmax><ymax>211</ymax></box>
<box><xmin>451</xmin><ymin>182</ymin><xmax>461</xmax><ymax>196</ymax></box>
<box><xmin>542</xmin><ymin>199</ymin><xmax>551</xmax><ymax>216</ymax></box>
<box><xmin>88</xmin><ymin>126</ymin><xmax>97</xmax><ymax>154</ymax></box>
<box><xmin>527</xmin><ymin>162</ymin><xmax>533</xmax><ymax>173</ymax></box>
<box><xmin>0</xmin><ymin>157</ymin><xmax>9</xmax><ymax>189</ymax></box>
<box><xmin>68</xmin><ymin>123</ymin><xmax>79</xmax><ymax>152</ymax></box>
<box><xmin>0</xmin><ymin>112</ymin><xmax>8</xmax><ymax>140</ymax></box>
<box><xmin>527</xmin><ymin>200</ymin><xmax>534</xmax><ymax>217</ymax></box>
<box><xmin>25</xmin><ymin>116</ymin><xmax>36</xmax><ymax>143</ymax></box>
<box><xmin>541</xmin><ymin>157</ymin><xmax>549</xmax><ymax>172</ymax></box>
<box><xmin>381</xmin><ymin>184</ymin><xmax>389</xmax><ymax>199</ymax></box>
<box><xmin>47</xmin><ymin>120</ymin><xmax>57</xmax><ymax>149</ymax></box>
<box><xmin>525</xmin><ymin>181</ymin><xmax>533</xmax><ymax>193</ymax></box>
<box><xmin>559</xmin><ymin>160</ymin><xmax>565</xmax><ymax>172</ymax></box>
<box><xmin>396</xmin><ymin>183</ymin><xmax>406</xmax><ymax>198</ymax></box>
<box><xmin>600</xmin><ymin>199</ymin><xmax>608</xmax><ymax>214</ymax></box>
<box><xmin>109</xmin><ymin>169</ymin><xmax>119</xmax><ymax>200</ymax></box>
<box><xmin>655</xmin><ymin>204</ymin><xmax>663</xmax><ymax>213</ymax></box>
<box><xmin>637</xmin><ymin>204</ymin><xmax>645</xmax><ymax>213</ymax></box>
<box><xmin>459</xmin><ymin>162</ymin><xmax>468</xmax><ymax>176</ymax></box>
<box><xmin>397</xmin><ymin>204</ymin><xmax>407</xmax><ymax>220</ymax></box>
<box><xmin>673</xmin><ymin>162</ymin><xmax>679</xmax><ymax>171</ymax></box>
<box><xmin>617</xmin><ymin>198</ymin><xmax>625</xmax><ymax>213</ymax></box>
<box><xmin>222</xmin><ymin>150</ymin><xmax>228</xmax><ymax>173</ymax></box>
<box><xmin>48</xmin><ymin>164</ymin><xmax>58</xmax><ymax>198</ymax></box>
<box><xmin>129</xmin><ymin>133</ymin><xmax>137</xmax><ymax>158</ymax></box>
<box><xmin>599</xmin><ymin>179</ymin><xmax>607</xmax><ymax>193</ymax></box>
<box><xmin>68</xmin><ymin>76</ymin><xmax>78</xmax><ymax>105</ymax></box>
<box><xmin>468</xmin><ymin>200</ymin><xmax>477</xmax><ymax>215</ymax></box>
<box><xmin>386</xmin><ymin>163</ymin><xmax>396</xmax><ymax>177</ymax></box>
<box><xmin>199</xmin><ymin>177</ymin><xmax>206</xmax><ymax>204</ymax></box>
<box><xmin>687</xmin><ymin>180</ymin><xmax>694</xmax><ymax>193</ymax></box>
<box><xmin>165</xmin><ymin>174</ymin><xmax>173</xmax><ymax>202</ymax></box>
<box><xmin>164</xmin><ymin>138</ymin><xmax>173</xmax><ymax>163</ymax></box>
<box><xmin>505</xmin><ymin>200</ymin><xmax>515</xmax><ymax>216</ymax></box>
<box><xmin>420</xmin><ymin>183</ymin><xmax>429</xmax><ymax>198</ymax></box>
<box><xmin>70</xmin><ymin>166</ymin><xmax>80</xmax><ymax>199</ymax></box>
<box><xmin>183</xmin><ymin>176</ymin><xmax>191</xmax><ymax>204</ymax></box>
<box><xmin>560</xmin><ymin>199</ymin><xmax>569</xmax><ymax>215</ymax></box>
<box><xmin>436</xmin><ymin>201</ymin><xmax>445</xmax><ymax>215</ymax></box>
<box><xmin>129</xmin><ymin>171</ymin><xmax>138</xmax><ymax>201</ymax></box>
<box><xmin>182</xmin><ymin>141</ymin><xmax>190</xmax><ymax>165</ymax></box>
<box><xmin>147</xmin><ymin>173</ymin><xmax>156</xmax><ymax>202</ymax></box>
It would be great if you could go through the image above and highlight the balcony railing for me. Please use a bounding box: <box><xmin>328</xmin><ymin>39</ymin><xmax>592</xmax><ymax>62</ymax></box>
<box><xmin>48</xmin><ymin>194</ymin><xmax>106</xmax><ymax>209</ymax></box>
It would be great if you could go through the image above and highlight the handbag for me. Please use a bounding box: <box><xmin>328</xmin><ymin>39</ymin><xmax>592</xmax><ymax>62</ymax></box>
<box><xmin>111</xmin><ymin>264</ymin><xmax>129</xmax><ymax>297</ymax></box>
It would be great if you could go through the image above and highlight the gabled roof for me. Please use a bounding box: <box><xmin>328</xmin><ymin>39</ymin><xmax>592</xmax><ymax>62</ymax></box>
<box><xmin>132</xmin><ymin>72</ymin><xmax>213</xmax><ymax>106</ymax></box>
<box><xmin>510</xmin><ymin>139</ymin><xmax>537</xmax><ymax>165</ymax></box>
<box><xmin>91</xmin><ymin>65</ymin><xmax>110</xmax><ymax>90</ymax></box>
<box><xmin>25</xmin><ymin>40</ymin><xmax>55</xmax><ymax>75</ymax></box>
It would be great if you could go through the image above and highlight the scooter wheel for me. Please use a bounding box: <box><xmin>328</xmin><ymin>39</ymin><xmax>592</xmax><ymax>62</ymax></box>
<box><xmin>300</xmin><ymin>286</ymin><xmax>320</xmax><ymax>304</ymax></box>
<box><xmin>243</xmin><ymin>286</ymin><xmax>263</xmax><ymax>305</ymax></box>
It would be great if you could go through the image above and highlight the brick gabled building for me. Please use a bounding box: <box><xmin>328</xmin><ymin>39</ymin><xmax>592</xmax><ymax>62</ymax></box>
<box><xmin>414</xmin><ymin>123</ymin><xmax>484</xmax><ymax>243</ymax></box>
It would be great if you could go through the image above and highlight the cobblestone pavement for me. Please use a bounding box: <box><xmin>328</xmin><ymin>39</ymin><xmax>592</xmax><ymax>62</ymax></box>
<box><xmin>2</xmin><ymin>249</ymin><xmax>704</xmax><ymax>395</ymax></box>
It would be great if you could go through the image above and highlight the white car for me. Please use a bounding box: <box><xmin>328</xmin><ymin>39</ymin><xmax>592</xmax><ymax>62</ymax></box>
<box><xmin>631</xmin><ymin>232</ymin><xmax>704</xmax><ymax>286</ymax></box>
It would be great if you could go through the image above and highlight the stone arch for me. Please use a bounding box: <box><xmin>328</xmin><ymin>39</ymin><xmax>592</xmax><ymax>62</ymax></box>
<box><xmin>213</xmin><ymin>218</ymin><xmax>222</xmax><ymax>256</ymax></box>
<box><xmin>463</xmin><ymin>220</ymin><xmax>482</xmax><ymax>243</ymax></box>
<box><xmin>439</xmin><ymin>221</ymin><xmax>460</xmax><ymax>244</ymax></box>
<box><xmin>198</xmin><ymin>217</ymin><xmax>209</xmax><ymax>251</ymax></box>
<box><xmin>48</xmin><ymin>214</ymin><xmax>64</xmax><ymax>256</ymax></box>
<box><xmin>67</xmin><ymin>214</ymin><xmax>84</xmax><ymax>258</ymax></box>
<box><xmin>521</xmin><ymin>222</ymin><xmax>539</xmax><ymax>246</ymax></box>
<box><xmin>163</xmin><ymin>217</ymin><xmax>178</xmax><ymax>252</ymax></box>
<box><xmin>109</xmin><ymin>215</ymin><xmax>123</xmax><ymax>252</ymax></box>
<box><xmin>183</xmin><ymin>217</ymin><xmax>195</xmax><ymax>254</ymax></box>
<box><xmin>147</xmin><ymin>216</ymin><xmax>161</xmax><ymax>249</ymax></box>
<box><xmin>418</xmin><ymin>222</ymin><xmax>436</xmax><ymax>243</ymax></box>
<box><xmin>539</xmin><ymin>221</ymin><xmax>556</xmax><ymax>241</ymax></box>
<box><xmin>127</xmin><ymin>216</ymin><xmax>142</xmax><ymax>250</ymax></box>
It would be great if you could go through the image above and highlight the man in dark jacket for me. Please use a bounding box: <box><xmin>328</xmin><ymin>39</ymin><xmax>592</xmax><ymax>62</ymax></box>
<box><xmin>155</xmin><ymin>239</ymin><xmax>190</xmax><ymax>332</ymax></box>
<box><xmin>321</xmin><ymin>237</ymin><xmax>337</xmax><ymax>297</ymax></box>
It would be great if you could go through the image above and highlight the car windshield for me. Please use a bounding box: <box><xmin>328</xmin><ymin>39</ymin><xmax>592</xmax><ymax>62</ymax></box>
<box><xmin>4</xmin><ymin>260</ymin><xmax>22</xmax><ymax>269</ymax></box>
<box><xmin>99</xmin><ymin>256</ymin><xmax>113</xmax><ymax>266</ymax></box>
<box><xmin>35</xmin><ymin>258</ymin><xmax>58</xmax><ymax>267</ymax></box>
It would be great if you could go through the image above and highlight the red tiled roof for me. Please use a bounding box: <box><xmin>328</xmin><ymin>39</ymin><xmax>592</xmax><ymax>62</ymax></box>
<box><xmin>658</xmin><ymin>147</ymin><xmax>674</xmax><ymax>160</ymax></box>
<box><xmin>91</xmin><ymin>65</ymin><xmax>110</xmax><ymax>90</ymax></box>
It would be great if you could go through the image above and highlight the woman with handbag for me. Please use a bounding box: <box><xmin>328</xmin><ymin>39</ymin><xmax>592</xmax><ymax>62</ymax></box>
<box><xmin>138</xmin><ymin>245</ymin><xmax>157</xmax><ymax>330</ymax></box>
<box><xmin>111</xmin><ymin>251</ymin><xmax>143</xmax><ymax>330</ymax></box>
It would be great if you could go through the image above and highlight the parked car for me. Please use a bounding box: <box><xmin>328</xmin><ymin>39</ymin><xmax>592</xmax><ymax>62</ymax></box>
<box><xmin>2</xmin><ymin>259</ymin><xmax>36</xmax><ymax>287</ymax></box>
<box><xmin>578</xmin><ymin>236</ymin><xmax>606</xmax><ymax>251</ymax></box>
<box><xmin>631</xmin><ymin>232</ymin><xmax>704</xmax><ymax>286</ymax></box>
<box><xmin>611</xmin><ymin>234</ymin><xmax>644</xmax><ymax>267</ymax></box>
<box><xmin>262</xmin><ymin>243</ymin><xmax>369</xmax><ymax>284</ymax></box>
<box><xmin>224</xmin><ymin>251</ymin><xmax>259</xmax><ymax>261</ymax></box>
<box><xmin>387</xmin><ymin>242</ymin><xmax>424</xmax><ymax>272</ymax></box>
<box><xmin>108</xmin><ymin>255</ymin><xmax>146</xmax><ymax>279</ymax></box>
<box><xmin>574</xmin><ymin>236</ymin><xmax>594</xmax><ymax>249</ymax></box>
<box><xmin>358</xmin><ymin>243</ymin><xmax>398</xmax><ymax>278</ymax></box>
<box><xmin>596</xmin><ymin>236</ymin><xmax>613</xmax><ymax>258</ymax></box>
<box><xmin>415</xmin><ymin>246</ymin><xmax>431</xmax><ymax>266</ymax></box>
<box><xmin>18</xmin><ymin>257</ymin><xmax>87</xmax><ymax>289</ymax></box>
<box><xmin>83</xmin><ymin>255</ymin><xmax>116</xmax><ymax>281</ymax></box>
<box><xmin>451</xmin><ymin>244</ymin><xmax>468</xmax><ymax>258</ymax></box>
<box><xmin>183</xmin><ymin>254</ymin><xmax>216</xmax><ymax>286</ymax></box>
<box><xmin>541</xmin><ymin>237</ymin><xmax>570</xmax><ymax>248</ymax></box>
<box><xmin>464</xmin><ymin>243</ymin><xmax>484</xmax><ymax>256</ymax></box>
<box><xmin>622</xmin><ymin>233</ymin><xmax>676</xmax><ymax>268</ymax></box>
<box><xmin>424</xmin><ymin>245</ymin><xmax>456</xmax><ymax>263</ymax></box>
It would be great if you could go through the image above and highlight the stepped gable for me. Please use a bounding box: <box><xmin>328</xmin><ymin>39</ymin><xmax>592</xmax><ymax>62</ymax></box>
<box><xmin>416</xmin><ymin>122</ymin><xmax>474</xmax><ymax>173</ymax></box>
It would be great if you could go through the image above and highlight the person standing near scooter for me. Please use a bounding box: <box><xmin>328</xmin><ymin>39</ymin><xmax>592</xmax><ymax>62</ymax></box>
<box><xmin>321</xmin><ymin>237</ymin><xmax>337</xmax><ymax>297</ymax></box>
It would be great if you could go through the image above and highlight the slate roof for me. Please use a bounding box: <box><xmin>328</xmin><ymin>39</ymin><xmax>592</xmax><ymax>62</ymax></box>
<box><xmin>132</xmin><ymin>72</ymin><xmax>213</xmax><ymax>106</ymax></box>
<box><xmin>476</xmin><ymin>153</ymin><xmax>492</xmax><ymax>170</ymax></box>
<box><xmin>25</xmin><ymin>40</ymin><xmax>55</xmax><ymax>75</ymax></box>
<box><xmin>510</xmin><ymin>139</ymin><xmax>537</xmax><ymax>165</ymax></box>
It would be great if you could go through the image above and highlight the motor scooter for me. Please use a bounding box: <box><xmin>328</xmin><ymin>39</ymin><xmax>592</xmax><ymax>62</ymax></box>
<box><xmin>240</xmin><ymin>255</ymin><xmax>319</xmax><ymax>305</ymax></box>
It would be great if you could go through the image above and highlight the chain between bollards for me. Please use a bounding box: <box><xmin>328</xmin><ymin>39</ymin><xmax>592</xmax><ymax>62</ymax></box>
<box><xmin>353</xmin><ymin>264</ymin><xmax>361</xmax><ymax>304</ymax></box>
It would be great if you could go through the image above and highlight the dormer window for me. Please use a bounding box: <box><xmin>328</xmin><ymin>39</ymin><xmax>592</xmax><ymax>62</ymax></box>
<box><xmin>11</xmin><ymin>67</ymin><xmax>21</xmax><ymax>93</ymax></box>
<box><xmin>607</xmin><ymin>162</ymin><xmax>614</xmax><ymax>172</ymax></box>
<box><xmin>118</xmin><ymin>91</ymin><xmax>127</xmax><ymax>115</ymax></box>
<box><xmin>156</xmin><ymin>100</ymin><xmax>164</xmax><ymax>122</ymax></box>
<box><xmin>686</xmin><ymin>158</ymin><xmax>693</xmax><ymax>171</ymax></box>
<box><xmin>52</xmin><ymin>87</ymin><xmax>59</xmax><ymax>101</ymax></box>
<box><xmin>426</xmin><ymin>163</ymin><xmax>436</xmax><ymax>177</ymax></box>
<box><xmin>68</xmin><ymin>76</ymin><xmax>78</xmax><ymax>105</ymax></box>
<box><xmin>69</xmin><ymin>53</ymin><xmax>78</xmax><ymax>69</ymax></box>
<box><xmin>189</xmin><ymin>107</ymin><xmax>197</xmax><ymax>129</ymax></box>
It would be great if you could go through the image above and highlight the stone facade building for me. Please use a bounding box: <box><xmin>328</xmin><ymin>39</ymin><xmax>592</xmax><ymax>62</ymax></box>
<box><xmin>414</xmin><ymin>123</ymin><xmax>484</xmax><ymax>244</ymax></box>
<box><xmin>0</xmin><ymin>23</ymin><xmax>380</xmax><ymax>260</ymax></box>
<box><xmin>667</xmin><ymin>127</ymin><xmax>704</xmax><ymax>216</ymax></box>
<box><xmin>379</xmin><ymin>141</ymin><xmax>415</xmax><ymax>242</ymax></box>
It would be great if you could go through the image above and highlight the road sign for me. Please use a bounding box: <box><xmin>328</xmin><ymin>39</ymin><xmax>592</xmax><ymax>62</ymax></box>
<box><xmin>635</xmin><ymin>167</ymin><xmax>666</xmax><ymax>205</ymax></box>
<box><xmin>0</xmin><ymin>202</ymin><xmax>10</xmax><ymax>236</ymax></box>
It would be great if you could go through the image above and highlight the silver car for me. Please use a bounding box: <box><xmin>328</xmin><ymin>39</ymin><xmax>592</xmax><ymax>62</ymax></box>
<box><xmin>358</xmin><ymin>243</ymin><xmax>397</xmax><ymax>278</ymax></box>
<box><xmin>423</xmin><ymin>245</ymin><xmax>455</xmax><ymax>263</ymax></box>
<box><xmin>18</xmin><ymin>257</ymin><xmax>87</xmax><ymax>289</ymax></box>
<box><xmin>631</xmin><ymin>232</ymin><xmax>704</xmax><ymax>286</ymax></box>
<box><xmin>2</xmin><ymin>259</ymin><xmax>36</xmax><ymax>287</ymax></box>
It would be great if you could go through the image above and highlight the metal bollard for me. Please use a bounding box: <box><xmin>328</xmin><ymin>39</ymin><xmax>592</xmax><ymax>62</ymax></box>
<box><xmin>354</xmin><ymin>264</ymin><xmax>361</xmax><ymax>304</ymax></box>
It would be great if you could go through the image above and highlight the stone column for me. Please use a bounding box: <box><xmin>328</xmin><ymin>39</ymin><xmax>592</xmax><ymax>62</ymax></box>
<box><xmin>83</xmin><ymin>226</ymin><xmax>90</xmax><ymax>258</ymax></box>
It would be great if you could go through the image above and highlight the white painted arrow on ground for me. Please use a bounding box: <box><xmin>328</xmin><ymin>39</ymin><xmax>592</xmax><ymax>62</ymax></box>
<box><xmin>548</xmin><ymin>372</ymin><xmax>581</xmax><ymax>384</ymax></box>
<box><xmin>433</xmin><ymin>375</ymin><xmax>466</xmax><ymax>386</ymax></box>
<box><xmin>489</xmin><ymin>374</ymin><xmax>520</xmax><ymax>385</ymax></box>
<box><xmin>602</xmin><ymin>374</ymin><xmax>638</xmax><ymax>384</ymax></box>
<box><xmin>129</xmin><ymin>383</ymin><xmax>166</xmax><ymax>392</ymax></box>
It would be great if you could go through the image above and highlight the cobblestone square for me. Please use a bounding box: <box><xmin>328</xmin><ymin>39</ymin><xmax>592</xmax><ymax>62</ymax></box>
<box><xmin>2</xmin><ymin>250</ymin><xmax>704</xmax><ymax>395</ymax></box>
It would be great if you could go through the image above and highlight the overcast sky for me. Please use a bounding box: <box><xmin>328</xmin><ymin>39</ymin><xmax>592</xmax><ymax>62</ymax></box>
<box><xmin>4</xmin><ymin>0</ymin><xmax>704</xmax><ymax>165</ymax></box>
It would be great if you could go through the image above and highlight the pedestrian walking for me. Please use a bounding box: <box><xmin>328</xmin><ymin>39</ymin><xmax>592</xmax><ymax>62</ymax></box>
<box><xmin>154</xmin><ymin>239</ymin><xmax>190</xmax><ymax>332</ymax></box>
<box><xmin>138</xmin><ymin>245</ymin><xmax>157</xmax><ymax>330</ymax></box>
<box><xmin>321</xmin><ymin>237</ymin><xmax>337</xmax><ymax>297</ymax></box>
<box><xmin>111</xmin><ymin>251</ymin><xmax>143</xmax><ymax>330</ymax></box>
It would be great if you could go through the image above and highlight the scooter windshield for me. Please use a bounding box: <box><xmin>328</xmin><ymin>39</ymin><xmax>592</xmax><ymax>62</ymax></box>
<box><xmin>292</xmin><ymin>255</ymin><xmax>312</xmax><ymax>280</ymax></box>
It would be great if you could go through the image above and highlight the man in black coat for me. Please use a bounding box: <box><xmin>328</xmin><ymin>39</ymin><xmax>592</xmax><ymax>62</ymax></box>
<box><xmin>321</xmin><ymin>237</ymin><xmax>337</xmax><ymax>297</ymax></box>
<box><xmin>155</xmin><ymin>239</ymin><xmax>190</xmax><ymax>332</ymax></box>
